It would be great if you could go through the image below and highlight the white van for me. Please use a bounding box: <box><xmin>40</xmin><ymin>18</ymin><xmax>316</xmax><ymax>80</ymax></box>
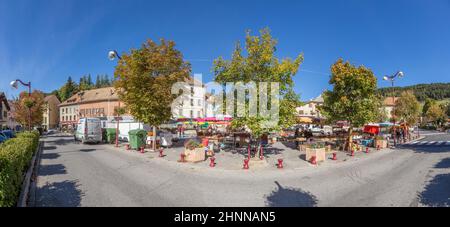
<box><xmin>75</xmin><ymin>118</ymin><xmax>102</xmax><ymax>144</ymax></box>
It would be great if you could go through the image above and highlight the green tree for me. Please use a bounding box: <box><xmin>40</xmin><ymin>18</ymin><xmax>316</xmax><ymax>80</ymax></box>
<box><xmin>446</xmin><ymin>103</ymin><xmax>450</xmax><ymax>117</ymax></box>
<box><xmin>319</xmin><ymin>59</ymin><xmax>380</xmax><ymax>151</ymax></box>
<box><xmin>213</xmin><ymin>28</ymin><xmax>303</xmax><ymax>156</ymax></box>
<box><xmin>59</xmin><ymin>76</ymin><xmax>78</xmax><ymax>102</ymax></box>
<box><xmin>422</xmin><ymin>98</ymin><xmax>436</xmax><ymax>117</ymax></box>
<box><xmin>425</xmin><ymin>103</ymin><xmax>447</xmax><ymax>127</ymax></box>
<box><xmin>114</xmin><ymin>39</ymin><xmax>191</xmax><ymax>149</ymax></box>
<box><xmin>95</xmin><ymin>75</ymin><xmax>101</xmax><ymax>88</ymax></box>
<box><xmin>393</xmin><ymin>90</ymin><xmax>421</xmax><ymax>126</ymax></box>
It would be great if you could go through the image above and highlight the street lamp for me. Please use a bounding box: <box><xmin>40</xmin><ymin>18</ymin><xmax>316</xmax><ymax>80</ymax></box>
<box><xmin>10</xmin><ymin>79</ymin><xmax>32</xmax><ymax>130</ymax></box>
<box><xmin>383</xmin><ymin>71</ymin><xmax>404</xmax><ymax>147</ymax></box>
<box><xmin>108</xmin><ymin>50</ymin><xmax>122</xmax><ymax>147</ymax></box>
<box><xmin>108</xmin><ymin>50</ymin><xmax>121</xmax><ymax>61</ymax></box>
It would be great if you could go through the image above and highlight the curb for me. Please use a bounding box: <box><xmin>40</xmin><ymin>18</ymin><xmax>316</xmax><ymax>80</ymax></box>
<box><xmin>17</xmin><ymin>140</ymin><xmax>43</xmax><ymax>207</ymax></box>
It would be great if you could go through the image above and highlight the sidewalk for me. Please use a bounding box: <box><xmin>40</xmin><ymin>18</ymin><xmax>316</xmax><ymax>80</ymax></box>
<box><xmin>102</xmin><ymin>140</ymin><xmax>394</xmax><ymax>172</ymax></box>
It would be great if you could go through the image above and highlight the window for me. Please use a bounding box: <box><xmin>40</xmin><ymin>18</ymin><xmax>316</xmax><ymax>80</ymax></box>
<box><xmin>198</xmin><ymin>99</ymin><xmax>201</xmax><ymax>106</ymax></box>
<box><xmin>197</xmin><ymin>111</ymin><xmax>201</xmax><ymax>118</ymax></box>
<box><xmin>299</xmin><ymin>110</ymin><xmax>304</xmax><ymax>115</ymax></box>
<box><xmin>190</xmin><ymin>110</ymin><xmax>193</xmax><ymax>118</ymax></box>
<box><xmin>69</xmin><ymin>116</ymin><xmax>72</xmax><ymax>121</ymax></box>
<box><xmin>190</xmin><ymin>99</ymin><xmax>194</xmax><ymax>106</ymax></box>
<box><xmin>190</xmin><ymin>86</ymin><xmax>194</xmax><ymax>95</ymax></box>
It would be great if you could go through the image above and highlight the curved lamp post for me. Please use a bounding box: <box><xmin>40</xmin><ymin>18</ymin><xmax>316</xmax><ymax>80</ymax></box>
<box><xmin>108</xmin><ymin>50</ymin><xmax>122</xmax><ymax>147</ymax></box>
<box><xmin>10</xmin><ymin>79</ymin><xmax>32</xmax><ymax>130</ymax></box>
<box><xmin>383</xmin><ymin>71</ymin><xmax>404</xmax><ymax>147</ymax></box>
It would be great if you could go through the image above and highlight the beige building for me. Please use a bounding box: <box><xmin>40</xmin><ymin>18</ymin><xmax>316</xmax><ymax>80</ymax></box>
<box><xmin>296</xmin><ymin>94</ymin><xmax>324</xmax><ymax>123</ymax></box>
<box><xmin>382</xmin><ymin>97</ymin><xmax>399</xmax><ymax>120</ymax></box>
<box><xmin>59</xmin><ymin>87</ymin><xmax>125</xmax><ymax>129</ymax></box>
<box><xmin>0</xmin><ymin>92</ymin><xmax>11</xmax><ymax>129</ymax></box>
<box><xmin>59</xmin><ymin>95</ymin><xmax>80</xmax><ymax>129</ymax></box>
<box><xmin>42</xmin><ymin>95</ymin><xmax>61</xmax><ymax>130</ymax></box>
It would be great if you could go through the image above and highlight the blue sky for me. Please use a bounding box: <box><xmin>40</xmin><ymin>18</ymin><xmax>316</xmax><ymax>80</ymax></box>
<box><xmin>1</xmin><ymin>0</ymin><xmax>450</xmax><ymax>101</ymax></box>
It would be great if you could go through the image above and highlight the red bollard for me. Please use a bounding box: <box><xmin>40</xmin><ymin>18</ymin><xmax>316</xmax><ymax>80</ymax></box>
<box><xmin>209</xmin><ymin>157</ymin><xmax>216</xmax><ymax>167</ymax></box>
<box><xmin>260</xmin><ymin>146</ymin><xmax>264</xmax><ymax>160</ymax></box>
<box><xmin>366</xmin><ymin>147</ymin><xmax>369</xmax><ymax>153</ymax></box>
<box><xmin>332</xmin><ymin>153</ymin><xmax>337</xmax><ymax>160</ymax></box>
<box><xmin>310</xmin><ymin>156</ymin><xmax>317</xmax><ymax>165</ymax></box>
<box><xmin>125</xmin><ymin>144</ymin><xmax>130</xmax><ymax>150</ymax></box>
<box><xmin>140</xmin><ymin>146</ymin><xmax>145</xmax><ymax>154</ymax></box>
<box><xmin>159</xmin><ymin>148</ymin><xmax>164</xmax><ymax>157</ymax></box>
<box><xmin>178</xmin><ymin>153</ymin><xmax>186</xmax><ymax>163</ymax></box>
<box><xmin>243</xmin><ymin>159</ymin><xmax>249</xmax><ymax>169</ymax></box>
<box><xmin>351</xmin><ymin>149</ymin><xmax>354</xmax><ymax>156</ymax></box>
<box><xmin>377</xmin><ymin>145</ymin><xmax>380</xmax><ymax>150</ymax></box>
<box><xmin>277</xmin><ymin>159</ymin><xmax>284</xmax><ymax>168</ymax></box>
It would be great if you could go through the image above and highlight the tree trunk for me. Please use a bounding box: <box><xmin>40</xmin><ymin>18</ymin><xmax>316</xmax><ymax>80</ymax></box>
<box><xmin>347</xmin><ymin>127</ymin><xmax>353</xmax><ymax>152</ymax></box>
<box><xmin>153</xmin><ymin>126</ymin><xmax>157</xmax><ymax>151</ymax></box>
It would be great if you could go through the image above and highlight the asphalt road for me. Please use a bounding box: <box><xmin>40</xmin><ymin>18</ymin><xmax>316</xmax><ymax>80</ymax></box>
<box><xmin>32</xmin><ymin>131</ymin><xmax>450</xmax><ymax>207</ymax></box>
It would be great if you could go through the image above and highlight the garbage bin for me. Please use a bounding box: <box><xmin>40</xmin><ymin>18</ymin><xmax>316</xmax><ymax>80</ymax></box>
<box><xmin>106</xmin><ymin>128</ymin><xmax>117</xmax><ymax>144</ymax></box>
<box><xmin>129</xmin><ymin>129</ymin><xmax>147</xmax><ymax>150</ymax></box>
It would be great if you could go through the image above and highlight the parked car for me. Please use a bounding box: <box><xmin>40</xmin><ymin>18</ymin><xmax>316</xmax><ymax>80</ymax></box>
<box><xmin>74</xmin><ymin>118</ymin><xmax>102</xmax><ymax>144</ymax></box>
<box><xmin>0</xmin><ymin>132</ymin><xmax>8</xmax><ymax>143</ymax></box>
<box><xmin>0</xmin><ymin>130</ymin><xmax>15</xmax><ymax>139</ymax></box>
<box><xmin>311</xmin><ymin>125</ymin><xmax>333</xmax><ymax>136</ymax></box>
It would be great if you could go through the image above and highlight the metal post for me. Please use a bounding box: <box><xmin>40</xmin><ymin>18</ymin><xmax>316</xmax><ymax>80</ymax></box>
<box><xmin>392</xmin><ymin>80</ymin><xmax>396</xmax><ymax>147</ymax></box>
<box><xmin>115</xmin><ymin>101</ymin><xmax>120</xmax><ymax>147</ymax></box>
<box><xmin>28</xmin><ymin>83</ymin><xmax>32</xmax><ymax>131</ymax></box>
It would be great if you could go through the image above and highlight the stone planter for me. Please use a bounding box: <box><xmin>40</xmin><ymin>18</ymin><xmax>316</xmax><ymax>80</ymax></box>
<box><xmin>375</xmin><ymin>139</ymin><xmax>387</xmax><ymax>149</ymax></box>
<box><xmin>184</xmin><ymin>147</ymin><xmax>206</xmax><ymax>163</ymax></box>
<box><xmin>305</xmin><ymin>147</ymin><xmax>326</xmax><ymax>162</ymax></box>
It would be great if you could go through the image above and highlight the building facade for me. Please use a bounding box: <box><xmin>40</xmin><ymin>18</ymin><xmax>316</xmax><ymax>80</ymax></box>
<box><xmin>0</xmin><ymin>92</ymin><xmax>11</xmax><ymax>129</ymax></box>
<box><xmin>171</xmin><ymin>79</ymin><xmax>214</xmax><ymax>119</ymax></box>
<box><xmin>59</xmin><ymin>87</ymin><xmax>125</xmax><ymax>129</ymax></box>
<box><xmin>42</xmin><ymin>95</ymin><xmax>61</xmax><ymax>130</ymax></box>
<box><xmin>296</xmin><ymin>94</ymin><xmax>324</xmax><ymax>122</ymax></box>
<box><xmin>382</xmin><ymin>97</ymin><xmax>398</xmax><ymax>121</ymax></box>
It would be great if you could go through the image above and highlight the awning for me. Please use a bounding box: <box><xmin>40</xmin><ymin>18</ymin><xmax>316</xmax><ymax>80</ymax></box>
<box><xmin>297</xmin><ymin>117</ymin><xmax>313</xmax><ymax>123</ymax></box>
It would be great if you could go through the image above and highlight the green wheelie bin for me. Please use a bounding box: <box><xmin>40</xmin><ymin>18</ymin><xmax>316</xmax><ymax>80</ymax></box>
<box><xmin>106</xmin><ymin>128</ymin><xmax>117</xmax><ymax>144</ymax></box>
<box><xmin>128</xmin><ymin>129</ymin><xmax>147</xmax><ymax>150</ymax></box>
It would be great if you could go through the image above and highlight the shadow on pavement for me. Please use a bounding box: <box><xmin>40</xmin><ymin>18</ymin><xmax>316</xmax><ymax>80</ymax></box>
<box><xmin>39</xmin><ymin>164</ymin><xmax>67</xmax><ymax>176</ymax></box>
<box><xmin>397</xmin><ymin>145</ymin><xmax>450</xmax><ymax>154</ymax></box>
<box><xmin>435</xmin><ymin>158</ymin><xmax>450</xmax><ymax>169</ymax></box>
<box><xmin>40</xmin><ymin>153</ymin><xmax>60</xmax><ymax>160</ymax></box>
<box><xmin>43</xmin><ymin>146</ymin><xmax>57</xmax><ymax>150</ymax></box>
<box><xmin>46</xmin><ymin>138</ymin><xmax>75</xmax><ymax>146</ymax></box>
<box><xmin>79</xmin><ymin>149</ymin><xmax>96</xmax><ymax>152</ymax></box>
<box><xmin>265</xmin><ymin>181</ymin><xmax>317</xmax><ymax>207</ymax></box>
<box><xmin>35</xmin><ymin>180</ymin><xmax>84</xmax><ymax>207</ymax></box>
<box><xmin>419</xmin><ymin>173</ymin><xmax>450</xmax><ymax>207</ymax></box>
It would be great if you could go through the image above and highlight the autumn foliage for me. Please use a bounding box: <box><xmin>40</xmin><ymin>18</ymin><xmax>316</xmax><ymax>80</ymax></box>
<box><xmin>11</xmin><ymin>90</ymin><xmax>45</xmax><ymax>129</ymax></box>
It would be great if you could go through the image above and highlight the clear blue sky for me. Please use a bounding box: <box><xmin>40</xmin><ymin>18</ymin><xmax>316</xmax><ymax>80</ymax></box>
<box><xmin>1</xmin><ymin>0</ymin><xmax>450</xmax><ymax>100</ymax></box>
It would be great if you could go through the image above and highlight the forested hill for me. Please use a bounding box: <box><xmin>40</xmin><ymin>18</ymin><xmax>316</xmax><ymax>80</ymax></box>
<box><xmin>378</xmin><ymin>83</ymin><xmax>450</xmax><ymax>101</ymax></box>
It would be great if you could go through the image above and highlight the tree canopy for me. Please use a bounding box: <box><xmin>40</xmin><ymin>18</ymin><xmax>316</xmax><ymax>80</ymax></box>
<box><xmin>12</xmin><ymin>90</ymin><xmax>45</xmax><ymax>128</ymax></box>
<box><xmin>425</xmin><ymin>102</ymin><xmax>447</xmax><ymax>127</ymax></box>
<box><xmin>213</xmin><ymin>28</ymin><xmax>303</xmax><ymax>138</ymax></box>
<box><xmin>113</xmin><ymin>38</ymin><xmax>191</xmax><ymax>127</ymax></box>
<box><xmin>393</xmin><ymin>90</ymin><xmax>421</xmax><ymax>126</ymax></box>
<box><xmin>320</xmin><ymin>59</ymin><xmax>381</xmax><ymax>150</ymax></box>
